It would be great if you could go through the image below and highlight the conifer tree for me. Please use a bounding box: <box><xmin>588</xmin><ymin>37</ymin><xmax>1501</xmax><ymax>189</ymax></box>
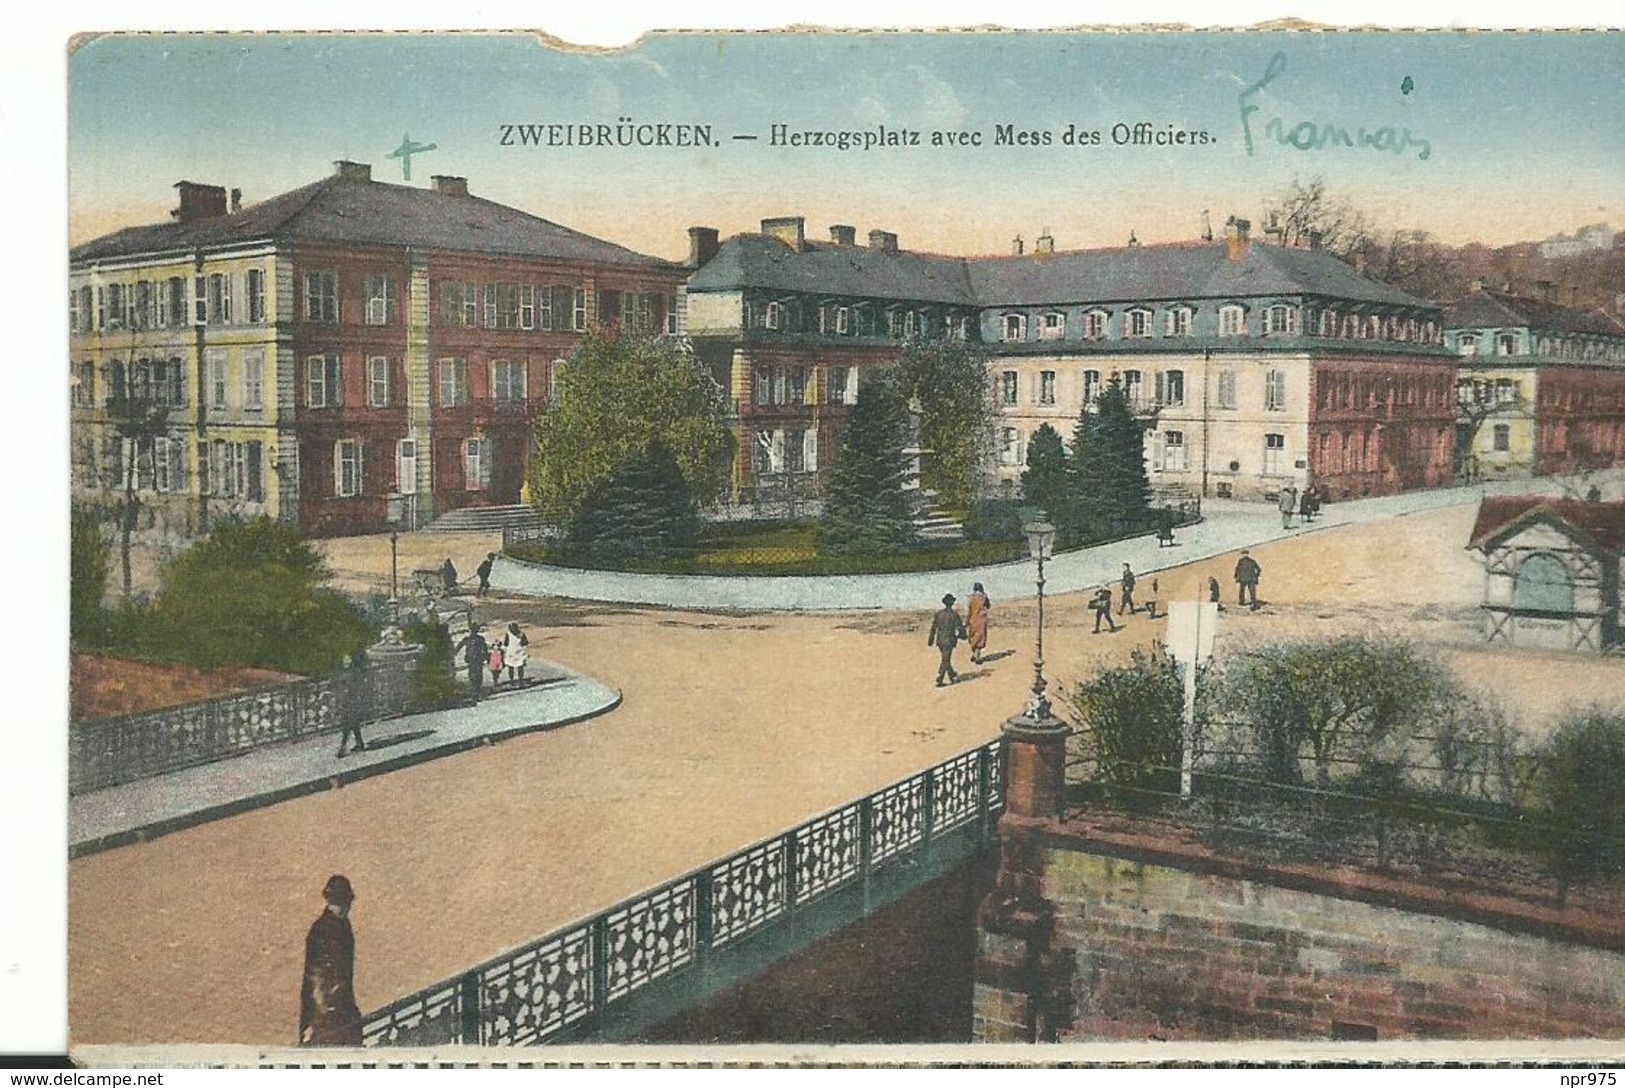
<box><xmin>821</xmin><ymin>370</ymin><xmax>917</xmax><ymax>557</ymax></box>
<box><xmin>566</xmin><ymin>440</ymin><xmax>701</xmax><ymax>566</ymax></box>
<box><xmin>1068</xmin><ymin>376</ymin><xmax>1153</xmax><ymax>538</ymax></box>
<box><xmin>1020</xmin><ymin>422</ymin><xmax>1070</xmax><ymax>525</ymax></box>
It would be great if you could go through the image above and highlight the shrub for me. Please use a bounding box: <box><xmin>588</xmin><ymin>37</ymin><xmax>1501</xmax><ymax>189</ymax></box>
<box><xmin>1063</xmin><ymin>646</ymin><xmax>1186</xmax><ymax>795</ymax></box>
<box><xmin>138</xmin><ymin>517</ymin><xmax>373</xmax><ymax>675</ymax></box>
<box><xmin>402</xmin><ymin>616</ymin><xmax>462</xmax><ymax>709</ymax></box>
<box><xmin>963</xmin><ymin>498</ymin><xmax>1026</xmax><ymax>543</ymax></box>
<box><xmin>1533</xmin><ymin>708</ymin><xmax>1625</xmax><ymax>883</ymax></box>
<box><xmin>71</xmin><ymin>506</ymin><xmax>112</xmax><ymax>644</ymax></box>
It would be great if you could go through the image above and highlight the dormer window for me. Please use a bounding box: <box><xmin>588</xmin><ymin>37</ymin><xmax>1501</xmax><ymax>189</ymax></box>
<box><xmin>1262</xmin><ymin>303</ymin><xmax>1297</xmax><ymax>336</ymax></box>
<box><xmin>1318</xmin><ymin>309</ymin><xmax>1337</xmax><ymax>337</ymax></box>
<box><xmin>1041</xmin><ymin>312</ymin><xmax>1066</xmax><ymax>340</ymax></box>
<box><xmin>904</xmin><ymin>310</ymin><xmax>920</xmax><ymax>338</ymax></box>
<box><xmin>1456</xmin><ymin>333</ymin><xmax>1480</xmax><ymax>356</ymax></box>
<box><xmin>1496</xmin><ymin>332</ymin><xmax>1519</xmax><ymax>356</ymax></box>
<box><xmin>1126</xmin><ymin>308</ymin><xmax>1153</xmax><ymax>338</ymax></box>
<box><xmin>1218</xmin><ymin>304</ymin><xmax>1246</xmax><ymax>337</ymax></box>
<box><xmin>836</xmin><ymin>306</ymin><xmax>851</xmax><ymax>335</ymax></box>
<box><xmin>1164</xmin><ymin>307</ymin><xmax>1192</xmax><ymax>336</ymax></box>
<box><xmin>1366</xmin><ymin>315</ymin><xmax>1382</xmax><ymax>340</ymax></box>
<box><xmin>1083</xmin><ymin>310</ymin><xmax>1108</xmax><ymax>340</ymax></box>
<box><xmin>765</xmin><ymin>300</ymin><xmax>782</xmax><ymax>330</ymax></box>
<box><xmin>1002</xmin><ymin>313</ymin><xmax>1027</xmax><ymax>341</ymax></box>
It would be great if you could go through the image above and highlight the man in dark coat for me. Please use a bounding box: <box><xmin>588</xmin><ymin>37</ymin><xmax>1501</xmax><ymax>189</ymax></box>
<box><xmin>440</xmin><ymin>557</ymin><xmax>458</xmax><ymax>595</ymax></box>
<box><xmin>1234</xmin><ymin>550</ymin><xmax>1262</xmax><ymax>608</ymax></box>
<box><xmin>476</xmin><ymin>553</ymin><xmax>496</xmax><ymax>597</ymax></box>
<box><xmin>1118</xmin><ymin>563</ymin><xmax>1138</xmax><ymax>615</ymax></box>
<box><xmin>300</xmin><ymin>875</ymin><xmax>362</xmax><ymax>1047</ymax></box>
<box><xmin>927</xmin><ymin>593</ymin><xmax>968</xmax><ymax>687</ymax></box>
<box><xmin>456</xmin><ymin>626</ymin><xmax>490</xmax><ymax>694</ymax></box>
<box><xmin>1091</xmin><ymin>585</ymin><xmax>1119</xmax><ymax>633</ymax></box>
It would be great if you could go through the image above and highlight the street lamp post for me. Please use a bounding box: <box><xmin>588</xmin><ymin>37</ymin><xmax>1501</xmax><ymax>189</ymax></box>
<box><xmin>1000</xmin><ymin>518</ymin><xmax>1071</xmax><ymax>822</ymax></box>
<box><xmin>388</xmin><ymin>531</ymin><xmax>400</xmax><ymax>627</ymax></box>
<box><xmin>1023</xmin><ymin>519</ymin><xmax>1056</xmax><ymax>719</ymax></box>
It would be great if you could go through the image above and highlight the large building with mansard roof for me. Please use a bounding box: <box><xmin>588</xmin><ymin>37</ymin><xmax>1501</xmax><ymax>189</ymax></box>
<box><xmin>685</xmin><ymin>214</ymin><xmax>1459</xmax><ymax>507</ymax></box>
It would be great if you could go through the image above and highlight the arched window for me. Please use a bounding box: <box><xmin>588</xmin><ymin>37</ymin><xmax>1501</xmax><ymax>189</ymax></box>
<box><xmin>1514</xmin><ymin>553</ymin><xmax>1573</xmax><ymax>613</ymax></box>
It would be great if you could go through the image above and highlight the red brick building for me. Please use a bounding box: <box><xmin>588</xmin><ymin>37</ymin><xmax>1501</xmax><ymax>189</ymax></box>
<box><xmin>71</xmin><ymin>162</ymin><xmax>685</xmax><ymax>537</ymax></box>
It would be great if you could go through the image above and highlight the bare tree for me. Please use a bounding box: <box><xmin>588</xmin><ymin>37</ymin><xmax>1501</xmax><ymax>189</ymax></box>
<box><xmin>1261</xmin><ymin>175</ymin><xmax>1376</xmax><ymax>260</ymax></box>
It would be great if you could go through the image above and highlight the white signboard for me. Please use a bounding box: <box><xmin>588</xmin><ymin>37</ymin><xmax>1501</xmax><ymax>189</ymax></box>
<box><xmin>1165</xmin><ymin>601</ymin><xmax>1218</xmax><ymax>667</ymax></box>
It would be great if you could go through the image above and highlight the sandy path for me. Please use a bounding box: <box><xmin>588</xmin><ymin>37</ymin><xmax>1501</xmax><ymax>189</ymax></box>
<box><xmin>68</xmin><ymin>500</ymin><xmax>1624</xmax><ymax>1045</ymax></box>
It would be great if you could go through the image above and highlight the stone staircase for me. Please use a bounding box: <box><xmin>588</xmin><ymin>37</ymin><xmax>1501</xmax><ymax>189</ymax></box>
<box><xmin>424</xmin><ymin>504</ymin><xmax>545</xmax><ymax>535</ymax></box>
<box><xmin>911</xmin><ymin>491</ymin><xmax>966</xmax><ymax>542</ymax></box>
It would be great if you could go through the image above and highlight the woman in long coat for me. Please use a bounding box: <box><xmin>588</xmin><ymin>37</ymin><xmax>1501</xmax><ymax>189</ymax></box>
<box><xmin>967</xmin><ymin>582</ymin><xmax>992</xmax><ymax>665</ymax></box>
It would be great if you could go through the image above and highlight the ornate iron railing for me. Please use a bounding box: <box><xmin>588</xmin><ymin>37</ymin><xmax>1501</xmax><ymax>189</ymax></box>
<box><xmin>362</xmin><ymin>738</ymin><xmax>1005</xmax><ymax>1047</ymax></box>
<box><xmin>70</xmin><ymin>658</ymin><xmax>423</xmax><ymax>795</ymax></box>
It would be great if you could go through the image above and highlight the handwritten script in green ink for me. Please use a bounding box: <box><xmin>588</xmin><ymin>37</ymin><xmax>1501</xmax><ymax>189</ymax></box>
<box><xmin>1239</xmin><ymin>53</ymin><xmax>1432</xmax><ymax>162</ymax></box>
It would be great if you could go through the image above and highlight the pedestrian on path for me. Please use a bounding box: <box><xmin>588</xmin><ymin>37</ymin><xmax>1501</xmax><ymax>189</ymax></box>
<box><xmin>1279</xmin><ymin>486</ymin><xmax>1299</xmax><ymax>530</ymax></box>
<box><xmin>504</xmin><ymin>622</ymin><xmax>529</xmax><ymax>682</ymax></box>
<box><xmin>1300</xmin><ymin>485</ymin><xmax>1319</xmax><ymax>523</ymax></box>
<box><xmin>488</xmin><ymin>639</ymin><xmax>505</xmax><ymax>686</ymax></box>
<box><xmin>440</xmin><ymin>557</ymin><xmax>459</xmax><ymax>595</ymax></box>
<box><xmin>335</xmin><ymin>662</ymin><xmax>367</xmax><ymax>759</ymax></box>
<box><xmin>967</xmin><ymin>583</ymin><xmax>991</xmax><ymax>664</ymax></box>
<box><xmin>455</xmin><ymin>626</ymin><xmax>489</xmax><ymax>695</ymax></box>
<box><xmin>1091</xmin><ymin>585</ymin><xmax>1119</xmax><ymax>633</ymax></box>
<box><xmin>299</xmin><ymin>875</ymin><xmax>362</xmax><ymax>1048</ymax></box>
<box><xmin>1143</xmin><ymin>577</ymin><xmax>1160</xmax><ymax>620</ymax></box>
<box><xmin>927</xmin><ymin>593</ymin><xmax>968</xmax><ymax>687</ymax></box>
<box><xmin>476</xmin><ymin>553</ymin><xmax>496</xmax><ymax>597</ymax></box>
<box><xmin>1234</xmin><ymin>551</ymin><xmax>1262</xmax><ymax>608</ymax></box>
<box><xmin>1119</xmin><ymin>564</ymin><xmax>1138</xmax><ymax>615</ymax></box>
<box><xmin>1208</xmin><ymin>576</ymin><xmax>1222</xmax><ymax>605</ymax></box>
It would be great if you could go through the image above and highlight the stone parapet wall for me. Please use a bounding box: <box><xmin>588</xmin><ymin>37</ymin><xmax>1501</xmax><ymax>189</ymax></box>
<box><xmin>975</xmin><ymin>831</ymin><xmax>1625</xmax><ymax>1043</ymax></box>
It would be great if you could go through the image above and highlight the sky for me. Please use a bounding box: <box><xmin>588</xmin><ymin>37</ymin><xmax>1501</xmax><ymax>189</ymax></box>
<box><xmin>67</xmin><ymin>30</ymin><xmax>1624</xmax><ymax>261</ymax></box>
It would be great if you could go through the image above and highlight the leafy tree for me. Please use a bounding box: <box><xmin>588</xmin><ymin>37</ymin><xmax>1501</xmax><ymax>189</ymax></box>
<box><xmin>564</xmin><ymin>440</ymin><xmax>702</xmax><ymax>566</ymax></box>
<box><xmin>897</xmin><ymin>337</ymin><xmax>994</xmax><ymax>509</ymax></box>
<box><xmin>529</xmin><ymin>330</ymin><xmax>733</xmax><ymax>520</ymax></box>
<box><xmin>1209</xmin><ymin>636</ymin><xmax>1462</xmax><ymax>789</ymax></box>
<box><xmin>1534</xmin><ymin>709</ymin><xmax>1625</xmax><ymax>884</ymax></box>
<box><xmin>143</xmin><ymin>517</ymin><xmax>372</xmax><ymax>675</ymax></box>
<box><xmin>1067</xmin><ymin>377</ymin><xmax>1152</xmax><ymax>539</ymax></box>
<box><xmin>71</xmin><ymin>506</ymin><xmax>112</xmax><ymax>643</ymax></box>
<box><xmin>821</xmin><ymin>369</ymin><xmax>917</xmax><ymax>557</ymax></box>
<box><xmin>1063</xmin><ymin>646</ymin><xmax>1185</xmax><ymax>794</ymax></box>
<box><xmin>1020</xmin><ymin>423</ymin><xmax>1069</xmax><ymax>525</ymax></box>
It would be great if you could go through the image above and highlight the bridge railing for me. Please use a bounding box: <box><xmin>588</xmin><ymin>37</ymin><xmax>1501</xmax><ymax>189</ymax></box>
<box><xmin>362</xmin><ymin>738</ymin><xmax>1004</xmax><ymax>1047</ymax></box>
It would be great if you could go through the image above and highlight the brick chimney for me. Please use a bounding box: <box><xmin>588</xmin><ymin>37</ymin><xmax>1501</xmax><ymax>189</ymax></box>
<box><xmin>830</xmin><ymin>224</ymin><xmax>857</xmax><ymax>246</ymax></box>
<box><xmin>229</xmin><ymin>188</ymin><xmax>242</xmax><ymax>214</ymax></box>
<box><xmin>333</xmin><ymin>161</ymin><xmax>372</xmax><ymax>182</ymax></box>
<box><xmin>867</xmin><ymin>229</ymin><xmax>898</xmax><ymax>254</ymax></box>
<box><xmin>171</xmin><ymin>181</ymin><xmax>228</xmax><ymax>223</ymax></box>
<box><xmin>1012</xmin><ymin>234</ymin><xmax>1025</xmax><ymax>256</ymax></box>
<box><xmin>431</xmin><ymin>175</ymin><xmax>469</xmax><ymax>197</ymax></box>
<box><xmin>761</xmin><ymin>216</ymin><xmax>806</xmax><ymax>250</ymax></box>
<box><xmin>687</xmin><ymin>226</ymin><xmax>720</xmax><ymax>268</ymax></box>
<box><xmin>1035</xmin><ymin>230</ymin><xmax>1055</xmax><ymax>255</ymax></box>
<box><xmin>1225</xmin><ymin>216</ymin><xmax>1251</xmax><ymax>262</ymax></box>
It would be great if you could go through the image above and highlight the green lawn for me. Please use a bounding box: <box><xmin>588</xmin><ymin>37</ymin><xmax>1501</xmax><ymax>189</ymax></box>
<box><xmin>508</xmin><ymin>522</ymin><xmax>1028</xmax><ymax>576</ymax></box>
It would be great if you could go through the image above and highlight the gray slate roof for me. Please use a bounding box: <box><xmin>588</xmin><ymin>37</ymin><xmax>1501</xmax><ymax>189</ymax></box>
<box><xmin>686</xmin><ymin>234</ymin><xmax>977</xmax><ymax>305</ymax></box>
<box><xmin>1445</xmin><ymin>290</ymin><xmax>1625</xmax><ymax>339</ymax></box>
<box><xmin>689</xmin><ymin>233</ymin><xmax>1436</xmax><ymax>310</ymax></box>
<box><xmin>71</xmin><ymin>175</ymin><xmax>670</xmax><ymax>268</ymax></box>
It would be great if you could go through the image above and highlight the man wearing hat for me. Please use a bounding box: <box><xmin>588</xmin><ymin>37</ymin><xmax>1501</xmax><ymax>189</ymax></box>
<box><xmin>927</xmin><ymin>593</ymin><xmax>969</xmax><ymax>687</ymax></box>
<box><xmin>299</xmin><ymin>875</ymin><xmax>363</xmax><ymax>1047</ymax></box>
